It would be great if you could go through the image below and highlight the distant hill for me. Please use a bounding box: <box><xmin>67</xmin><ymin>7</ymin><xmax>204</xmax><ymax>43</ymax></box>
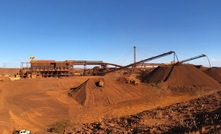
<box><xmin>0</xmin><ymin>68</ymin><xmax>20</xmax><ymax>76</ymax></box>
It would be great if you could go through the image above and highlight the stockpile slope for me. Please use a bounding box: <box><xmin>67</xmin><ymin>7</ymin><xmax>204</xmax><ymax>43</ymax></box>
<box><xmin>70</xmin><ymin>79</ymin><xmax>88</xmax><ymax>105</ymax></box>
<box><xmin>142</xmin><ymin>65</ymin><xmax>172</xmax><ymax>83</ymax></box>
<box><xmin>69</xmin><ymin>76</ymin><xmax>148</xmax><ymax>108</ymax></box>
<box><xmin>143</xmin><ymin>64</ymin><xmax>221</xmax><ymax>89</ymax></box>
<box><xmin>205</xmin><ymin>67</ymin><xmax>221</xmax><ymax>83</ymax></box>
<box><xmin>166</xmin><ymin>64</ymin><xmax>221</xmax><ymax>88</ymax></box>
<box><xmin>72</xmin><ymin>90</ymin><xmax>221</xmax><ymax>134</ymax></box>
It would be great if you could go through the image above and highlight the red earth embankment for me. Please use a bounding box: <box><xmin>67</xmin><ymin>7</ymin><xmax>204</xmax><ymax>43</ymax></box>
<box><xmin>205</xmin><ymin>67</ymin><xmax>221</xmax><ymax>83</ymax></box>
<box><xmin>142</xmin><ymin>64</ymin><xmax>221</xmax><ymax>92</ymax></box>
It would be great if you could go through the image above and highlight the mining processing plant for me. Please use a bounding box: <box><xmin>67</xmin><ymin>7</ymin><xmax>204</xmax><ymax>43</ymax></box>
<box><xmin>20</xmin><ymin>60</ymin><xmax>123</xmax><ymax>78</ymax></box>
<box><xmin>19</xmin><ymin>47</ymin><xmax>209</xmax><ymax>78</ymax></box>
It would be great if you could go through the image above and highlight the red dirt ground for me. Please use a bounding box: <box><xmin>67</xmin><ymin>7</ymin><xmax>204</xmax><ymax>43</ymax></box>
<box><xmin>0</xmin><ymin>68</ymin><xmax>20</xmax><ymax>76</ymax></box>
<box><xmin>205</xmin><ymin>67</ymin><xmax>221</xmax><ymax>83</ymax></box>
<box><xmin>0</xmin><ymin>64</ymin><xmax>221</xmax><ymax>133</ymax></box>
<box><xmin>142</xmin><ymin>64</ymin><xmax>221</xmax><ymax>90</ymax></box>
<box><xmin>73</xmin><ymin>89</ymin><xmax>221</xmax><ymax>133</ymax></box>
<box><xmin>0</xmin><ymin>76</ymin><xmax>193</xmax><ymax>133</ymax></box>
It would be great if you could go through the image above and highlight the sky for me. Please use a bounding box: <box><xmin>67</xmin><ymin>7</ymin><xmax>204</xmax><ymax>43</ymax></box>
<box><xmin>0</xmin><ymin>0</ymin><xmax>221</xmax><ymax>67</ymax></box>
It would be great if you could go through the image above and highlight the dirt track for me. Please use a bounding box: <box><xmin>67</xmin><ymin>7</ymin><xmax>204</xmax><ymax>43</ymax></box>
<box><xmin>0</xmin><ymin>77</ymin><xmax>86</xmax><ymax>133</ymax></box>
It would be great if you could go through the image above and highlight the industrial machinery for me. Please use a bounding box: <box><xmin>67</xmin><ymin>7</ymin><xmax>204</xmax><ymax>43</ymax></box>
<box><xmin>106</xmin><ymin>51</ymin><xmax>177</xmax><ymax>74</ymax></box>
<box><xmin>179</xmin><ymin>54</ymin><xmax>206</xmax><ymax>63</ymax></box>
<box><xmin>177</xmin><ymin>54</ymin><xmax>211</xmax><ymax>67</ymax></box>
<box><xmin>20</xmin><ymin>60</ymin><xmax>122</xmax><ymax>78</ymax></box>
<box><xmin>20</xmin><ymin>60</ymin><xmax>74</xmax><ymax>78</ymax></box>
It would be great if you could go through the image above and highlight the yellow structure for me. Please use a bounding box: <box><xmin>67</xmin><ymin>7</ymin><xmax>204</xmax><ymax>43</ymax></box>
<box><xmin>29</xmin><ymin>56</ymin><xmax>36</xmax><ymax>61</ymax></box>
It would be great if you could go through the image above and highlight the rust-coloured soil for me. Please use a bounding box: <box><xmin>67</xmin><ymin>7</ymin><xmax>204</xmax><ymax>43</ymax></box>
<box><xmin>0</xmin><ymin>76</ymin><xmax>189</xmax><ymax>133</ymax></box>
<box><xmin>69</xmin><ymin>76</ymin><xmax>150</xmax><ymax>108</ymax></box>
<box><xmin>205</xmin><ymin>67</ymin><xmax>221</xmax><ymax>83</ymax></box>
<box><xmin>143</xmin><ymin>64</ymin><xmax>221</xmax><ymax>90</ymax></box>
<box><xmin>0</xmin><ymin>68</ymin><xmax>20</xmax><ymax>76</ymax></box>
<box><xmin>0</xmin><ymin>64</ymin><xmax>221</xmax><ymax>133</ymax></box>
<box><xmin>75</xmin><ymin>90</ymin><xmax>221</xmax><ymax>133</ymax></box>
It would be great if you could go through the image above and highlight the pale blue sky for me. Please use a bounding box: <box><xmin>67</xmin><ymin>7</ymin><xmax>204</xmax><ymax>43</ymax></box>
<box><xmin>0</xmin><ymin>0</ymin><xmax>221</xmax><ymax>67</ymax></box>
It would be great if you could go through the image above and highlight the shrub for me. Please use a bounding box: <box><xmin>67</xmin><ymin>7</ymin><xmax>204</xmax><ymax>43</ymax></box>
<box><xmin>47</xmin><ymin>119</ymin><xmax>71</xmax><ymax>133</ymax></box>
